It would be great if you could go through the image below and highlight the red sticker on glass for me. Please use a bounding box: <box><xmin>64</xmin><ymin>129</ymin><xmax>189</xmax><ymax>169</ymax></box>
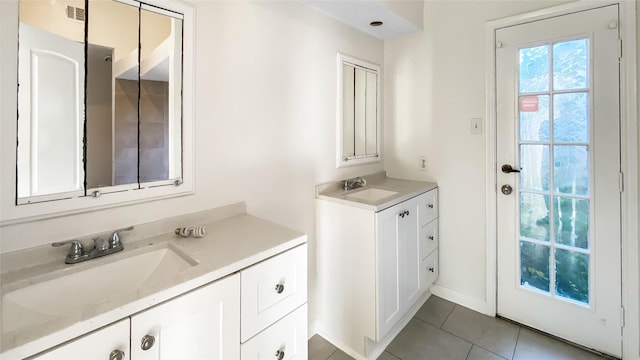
<box><xmin>519</xmin><ymin>96</ymin><xmax>539</xmax><ymax>112</ymax></box>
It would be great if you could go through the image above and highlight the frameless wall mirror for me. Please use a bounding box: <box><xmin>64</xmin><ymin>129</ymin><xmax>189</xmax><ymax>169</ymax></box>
<box><xmin>5</xmin><ymin>0</ymin><xmax>193</xmax><ymax>224</ymax></box>
<box><xmin>16</xmin><ymin>0</ymin><xmax>186</xmax><ymax>204</ymax></box>
<box><xmin>337</xmin><ymin>53</ymin><xmax>380</xmax><ymax>168</ymax></box>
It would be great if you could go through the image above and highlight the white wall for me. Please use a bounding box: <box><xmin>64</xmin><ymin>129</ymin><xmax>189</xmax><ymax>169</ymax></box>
<box><xmin>383</xmin><ymin>0</ymin><xmax>572</xmax><ymax>309</ymax></box>
<box><xmin>0</xmin><ymin>0</ymin><xmax>385</xmax><ymax>328</ymax></box>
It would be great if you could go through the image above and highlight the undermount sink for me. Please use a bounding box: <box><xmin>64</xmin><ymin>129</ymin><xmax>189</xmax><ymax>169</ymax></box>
<box><xmin>2</xmin><ymin>246</ymin><xmax>197</xmax><ymax>333</ymax></box>
<box><xmin>346</xmin><ymin>188</ymin><xmax>398</xmax><ymax>202</ymax></box>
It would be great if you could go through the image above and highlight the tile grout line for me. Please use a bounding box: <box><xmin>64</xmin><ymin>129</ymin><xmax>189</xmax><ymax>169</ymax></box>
<box><xmin>511</xmin><ymin>326</ymin><xmax>522</xmax><ymax>360</ymax></box>
<box><xmin>440</xmin><ymin>303</ymin><xmax>457</xmax><ymax>329</ymax></box>
<box><xmin>326</xmin><ymin>348</ymin><xmax>338</xmax><ymax>360</ymax></box>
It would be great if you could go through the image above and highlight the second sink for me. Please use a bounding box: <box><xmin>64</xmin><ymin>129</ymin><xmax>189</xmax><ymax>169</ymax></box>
<box><xmin>346</xmin><ymin>188</ymin><xmax>398</xmax><ymax>202</ymax></box>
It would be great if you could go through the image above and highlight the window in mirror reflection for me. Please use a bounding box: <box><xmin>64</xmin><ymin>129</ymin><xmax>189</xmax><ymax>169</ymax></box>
<box><xmin>16</xmin><ymin>0</ymin><xmax>184</xmax><ymax>204</ymax></box>
<box><xmin>338</xmin><ymin>54</ymin><xmax>380</xmax><ymax>168</ymax></box>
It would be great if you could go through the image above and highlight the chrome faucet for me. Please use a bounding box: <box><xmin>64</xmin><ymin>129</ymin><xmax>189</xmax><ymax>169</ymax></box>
<box><xmin>52</xmin><ymin>226</ymin><xmax>134</xmax><ymax>264</ymax></box>
<box><xmin>343</xmin><ymin>177</ymin><xmax>367</xmax><ymax>190</ymax></box>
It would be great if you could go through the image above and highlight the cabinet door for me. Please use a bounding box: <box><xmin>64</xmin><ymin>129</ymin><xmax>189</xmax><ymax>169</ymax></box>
<box><xmin>31</xmin><ymin>319</ymin><xmax>129</xmax><ymax>360</ymax></box>
<box><xmin>131</xmin><ymin>274</ymin><xmax>241</xmax><ymax>360</ymax></box>
<box><xmin>401</xmin><ymin>196</ymin><xmax>421</xmax><ymax>308</ymax></box>
<box><xmin>375</xmin><ymin>203</ymin><xmax>402</xmax><ymax>339</ymax></box>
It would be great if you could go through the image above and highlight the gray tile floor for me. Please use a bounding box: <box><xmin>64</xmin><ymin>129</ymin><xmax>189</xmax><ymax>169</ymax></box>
<box><xmin>309</xmin><ymin>296</ymin><xmax>614</xmax><ymax>360</ymax></box>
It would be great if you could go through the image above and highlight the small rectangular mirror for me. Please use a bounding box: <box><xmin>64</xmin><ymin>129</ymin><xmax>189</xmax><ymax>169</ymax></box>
<box><xmin>337</xmin><ymin>53</ymin><xmax>380</xmax><ymax>168</ymax></box>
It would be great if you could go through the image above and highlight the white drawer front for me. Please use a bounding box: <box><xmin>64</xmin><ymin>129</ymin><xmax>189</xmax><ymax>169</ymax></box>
<box><xmin>418</xmin><ymin>189</ymin><xmax>438</xmax><ymax>226</ymax></box>
<box><xmin>419</xmin><ymin>220</ymin><xmax>438</xmax><ymax>260</ymax></box>
<box><xmin>422</xmin><ymin>249</ymin><xmax>439</xmax><ymax>290</ymax></box>
<box><xmin>241</xmin><ymin>244</ymin><xmax>307</xmax><ymax>342</ymax></box>
<box><xmin>241</xmin><ymin>304</ymin><xmax>308</xmax><ymax>360</ymax></box>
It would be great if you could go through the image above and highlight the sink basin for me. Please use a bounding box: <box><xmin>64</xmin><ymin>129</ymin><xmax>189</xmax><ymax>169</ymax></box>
<box><xmin>346</xmin><ymin>188</ymin><xmax>398</xmax><ymax>202</ymax></box>
<box><xmin>2</xmin><ymin>246</ymin><xmax>197</xmax><ymax>332</ymax></box>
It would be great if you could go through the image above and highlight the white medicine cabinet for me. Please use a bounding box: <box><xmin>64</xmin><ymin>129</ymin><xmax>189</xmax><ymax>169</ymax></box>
<box><xmin>0</xmin><ymin>0</ymin><xmax>195</xmax><ymax>225</ymax></box>
<box><xmin>337</xmin><ymin>53</ymin><xmax>381</xmax><ymax>168</ymax></box>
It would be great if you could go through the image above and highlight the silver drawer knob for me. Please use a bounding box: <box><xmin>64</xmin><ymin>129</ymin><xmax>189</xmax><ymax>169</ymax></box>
<box><xmin>141</xmin><ymin>334</ymin><xmax>155</xmax><ymax>351</ymax></box>
<box><xmin>275</xmin><ymin>283</ymin><xmax>285</xmax><ymax>294</ymax></box>
<box><xmin>109</xmin><ymin>350</ymin><xmax>125</xmax><ymax>360</ymax></box>
<box><xmin>276</xmin><ymin>349</ymin><xmax>285</xmax><ymax>360</ymax></box>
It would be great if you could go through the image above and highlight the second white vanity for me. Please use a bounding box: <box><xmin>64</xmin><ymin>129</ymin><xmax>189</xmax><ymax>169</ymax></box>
<box><xmin>316</xmin><ymin>172</ymin><xmax>438</xmax><ymax>360</ymax></box>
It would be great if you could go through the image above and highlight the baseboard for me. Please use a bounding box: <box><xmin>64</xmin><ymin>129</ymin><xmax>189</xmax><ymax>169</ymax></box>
<box><xmin>430</xmin><ymin>284</ymin><xmax>492</xmax><ymax>316</ymax></box>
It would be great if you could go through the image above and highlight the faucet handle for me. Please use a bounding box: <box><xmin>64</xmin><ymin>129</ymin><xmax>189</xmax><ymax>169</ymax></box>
<box><xmin>52</xmin><ymin>240</ymin><xmax>84</xmax><ymax>261</ymax></box>
<box><xmin>109</xmin><ymin>226</ymin><xmax>134</xmax><ymax>249</ymax></box>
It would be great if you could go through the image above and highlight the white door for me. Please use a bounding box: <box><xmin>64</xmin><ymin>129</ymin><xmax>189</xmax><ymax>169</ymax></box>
<box><xmin>131</xmin><ymin>274</ymin><xmax>241</xmax><ymax>359</ymax></box>
<box><xmin>17</xmin><ymin>23</ymin><xmax>85</xmax><ymax>200</ymax></box>
<box><xmin>496</xmin><ymin>5</ymin><xmax>622</xmax><ymax>357</ymax></box>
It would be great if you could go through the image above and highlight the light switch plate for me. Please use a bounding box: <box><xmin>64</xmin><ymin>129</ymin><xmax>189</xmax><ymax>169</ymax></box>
<box><xmin>471</xmin><ymin>118</ymin><xmax>482</xmax><ymax>134</ymax></box>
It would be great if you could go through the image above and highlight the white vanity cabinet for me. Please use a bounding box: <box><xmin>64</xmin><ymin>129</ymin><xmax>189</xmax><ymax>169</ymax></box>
<box><xmin>317</xmin><ymin>188</ymin><xmax>438</xmax><ymax>359</ymax></box>
<box><xmin>30</xmin><ymin>319</ymin><xmax>130</xmax><ymax>360</ymax></box>
<box><xmin>28</xmin><ymin>244</ymin><xmax>308</xmax><ymax>360</ymax></box>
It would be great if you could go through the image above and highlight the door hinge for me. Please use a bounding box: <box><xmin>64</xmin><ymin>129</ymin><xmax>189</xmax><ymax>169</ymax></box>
<box><xmin>496</xmin><ymin>40</ymin><xmax>503</xmax><ymax>49</ymax></box>
<box><xmin>619</xmin><ymin>172</ymin><xmax>624</xmax><ymax>192</ymax></box>
<box><xmin>621</xmin><ymin>306</ymin><xmax>625</xmax><ymax>327</ymax></box>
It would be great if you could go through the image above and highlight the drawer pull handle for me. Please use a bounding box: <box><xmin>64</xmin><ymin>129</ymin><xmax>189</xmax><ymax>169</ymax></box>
<box><xmin>428</xmin><ymin>236</ymin><xmax>435</xmax><ymax>241</ymax></box>
<box><xmin>109</xmin><ymin>350</ymin><xmax>125</xmax><ymax>360</ymax></box>
<box><xmin>428</xmin><ymin>204</ymin><xmax>434</xmax><ymax>209</ymax></box>
<box><xmin>276</xmin><ymin>349</ymin><xmax>285</xmax><ymax>360</ymax></box>
<box><xmin>275</xmin><ymin>283</ymin><xmax>285</xmax><ymax>294</ymax></box>
<box><xmin>399</xmin><ymin>210</ymin><xmax>410</xmax><ymax>218</ymax></box>
<box><xmin>141</xmin><ymin>335</ymin><xmax>155</xmax><ymax>351</ymax></box>
<box><xmin>428</xmin><ymin>267</ymin><xmax>435</xmax><ymax>272</ymax></box>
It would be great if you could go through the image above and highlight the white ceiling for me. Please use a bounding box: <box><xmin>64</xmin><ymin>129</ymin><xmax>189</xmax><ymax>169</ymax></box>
<box><xmin>301</xmin><ymin>0</ymin><xmax>422</xmax><ymax>40</ymax></box>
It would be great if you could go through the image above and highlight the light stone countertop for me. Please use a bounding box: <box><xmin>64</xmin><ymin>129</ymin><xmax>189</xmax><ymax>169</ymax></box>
<box><xmin>316</xmin><ymin>172</ymin><xmax>438</xmax><ymax>211</ymax></box>
<box><xmin>0</xmin><ymin>203</ymin><xmax>306</xmax><ymax>359</ymax></box>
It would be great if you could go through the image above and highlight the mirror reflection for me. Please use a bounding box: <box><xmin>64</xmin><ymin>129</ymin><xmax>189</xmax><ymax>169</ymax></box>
<box><xmin>338</xmin><ymin>54</ymin><xmax>380</xmax><ymax>168</ymax></box>
<box><xmin>17</xmin><ymin>0</ymin><xmax>184</xmax><ymax>204</ymax></box>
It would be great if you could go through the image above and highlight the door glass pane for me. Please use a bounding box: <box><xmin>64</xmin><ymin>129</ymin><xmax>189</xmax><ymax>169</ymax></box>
<box><xmin>553</xmin><ymin>93</ymin><xmax>589</xmax><ymax>142</ymax></box>
<box><xmin>519</xmin><ymin>95</ymin><xmax>549</xmax><ymax>141</ymax></box>
<box><xmin>553</xmin><ymin>39</ymin><xmax>588</xmax><ymax>91</ymax></box>
<box><xmin>520</xmin><ymin>241</ymin><xmax>550</xmax><ymax>292</ymax></box>
<box><xmin>520</xmin><ymin>145</ymin><xmax>549</xmax><ymax>192</ymax></box>
<box><xmin>519</xmin><ymin>45</ymin><xmax>549</xmax><ymax>93</ymax></box>
<box><xmin>554</xmin><ymin>197</ymin><xmax>589</xmax><ymax>249</ymax></box>
<box><xmin>554</xmin><ymin>145</ymin><xmax>589</xmax><ymax>195</ymax></box>
<box><xmin>555</xmin><ymin>249</ymin><xmax>589</xmax><ymax>303</ymax></box>
<box><xmin>520</xmin><ymin>193</ymin><xmax>550</xmax><ymax>241</ymax></box>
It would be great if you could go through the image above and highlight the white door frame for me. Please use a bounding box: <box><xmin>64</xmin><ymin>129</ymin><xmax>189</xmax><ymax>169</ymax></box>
<box><xmin>484</xmin><ymin>1</ymin><xmax>638</xmax><ymax>358</ymax></box>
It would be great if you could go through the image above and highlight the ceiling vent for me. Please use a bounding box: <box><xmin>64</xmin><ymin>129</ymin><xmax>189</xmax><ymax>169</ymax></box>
<box><xmin>66</xmin><ymin>5</ymin><xmax>85</xmax><ymax>22</ymax></box>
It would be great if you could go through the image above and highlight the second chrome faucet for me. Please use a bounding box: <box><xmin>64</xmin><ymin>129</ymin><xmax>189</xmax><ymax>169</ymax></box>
<box><xmin>52</xmin><ymin>226</ymin><xmax>134</xmax><ymax>264</ymax></box>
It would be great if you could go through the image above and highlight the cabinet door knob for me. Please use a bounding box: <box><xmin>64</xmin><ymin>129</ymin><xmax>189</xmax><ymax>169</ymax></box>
<box><xmin>275</xmin><ymin>283</ymin><xmax>285</xmax><ymax>294</ymax></box>
<box><xmin>109</xmin><ymin>350</ymin><xmax>125</xmax><ymax>360</ymax></box>
<box><xmin>405</xmin><ymin>210</ymin><xmax>410</xmax><ymax>216</ymax></box>
<box><xmin>427</xmin><ymin>204</ymin><xmax>434</xmax><ymax>209</ymax></box>
<box><xmin>428</xmin><ymin>236</ymin><xmax>435</xmax><ymax>240</ymax></box>
<box><xmin>276</xmin><ymin>349</ymin><xmax>285</xmax><ymax>360</ymax></box>
<box><xmin>141</xmin><ymin>334</ymin><xmax>155</xmax><ymax>351</ymax></box>
<box><xmin>428</xmin><ymin>267</ymin><xmax>435</xmax><ymax>272</ymax></box>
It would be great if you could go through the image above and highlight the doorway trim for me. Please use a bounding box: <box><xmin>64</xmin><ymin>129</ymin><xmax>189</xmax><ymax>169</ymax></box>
<box><xmin>484</xmin><ymin>1</ymin><xmax>638</xmax><ymax>358</ymax></box>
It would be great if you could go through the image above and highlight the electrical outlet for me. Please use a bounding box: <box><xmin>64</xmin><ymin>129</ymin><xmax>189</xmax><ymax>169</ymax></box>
<box><xmin>418</xmin><ymin>156</ymin><xmax>428</xmax><ymax>171</ymax></box>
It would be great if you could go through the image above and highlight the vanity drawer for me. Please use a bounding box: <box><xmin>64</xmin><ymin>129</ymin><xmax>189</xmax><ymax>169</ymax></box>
<box><xmin>420</xmin><ymin>221</ymin><xmax>438</xmax><ymax>260</ymax></box>
<box><xmin>241</xmin><ymin>244</ymin><xmax>307</xmax><ymax>342</ymax></box>
<box><xmin>418</xmin><ymin>189</ymin><xmax>438</xmax><ymax>226</ymax></box>
<box><xmin>422</xmin><ymin>250</ymin><xmax>439</xmax><ymax>290</ymax></box>
<box><xmin>241</xmin><ymin>304</ymin><xmax>308</xmax><ymax>360</ymax></box>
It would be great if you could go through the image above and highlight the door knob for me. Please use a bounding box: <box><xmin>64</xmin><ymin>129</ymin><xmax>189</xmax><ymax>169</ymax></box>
<box><xmin>501</xmin><ymin>164</ymin><xmax>521</xmax><ymax>173</ymax></box>
<box><xmin>109</xmin><ymin>350</ymin><xmax>125</xmax><ymax>360</ymax></box>
<box><xmin>501</xmin><ymin>185</ymin><xmax>513</xmax><ymax>195</ymax></box>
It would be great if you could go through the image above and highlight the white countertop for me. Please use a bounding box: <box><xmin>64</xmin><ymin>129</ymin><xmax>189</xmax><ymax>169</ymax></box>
<box><xmin>316</xmin><ymin>172</ymin><xmax>437</xmax><ymax>211</ymax></box>
<box><xmin>0</xmin><ymin>207</ymin><xmax>306</xmax><ymax>359</ymax></box>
